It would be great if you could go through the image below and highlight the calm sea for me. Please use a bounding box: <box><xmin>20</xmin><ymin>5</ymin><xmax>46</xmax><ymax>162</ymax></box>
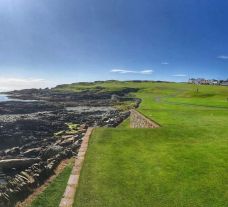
<box><xmin>0</xmin><ymin>94</ymin><xmax>37</xmax><ymax>102</ymax></box>
<box><xmin>0</xmin><ymin>94</ymin><xmax>11</xmax><ymax>102</ymax></box>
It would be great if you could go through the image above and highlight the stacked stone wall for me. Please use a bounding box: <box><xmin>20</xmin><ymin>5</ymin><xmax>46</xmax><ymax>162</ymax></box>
<box><xmin>130</xmin><ymin>110</ymin><xmax>160</xmax><ymax>128</ymax></box>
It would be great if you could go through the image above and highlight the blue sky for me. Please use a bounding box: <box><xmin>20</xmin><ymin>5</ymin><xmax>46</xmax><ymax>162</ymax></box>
<box><xmin>0</xmin><ymin>0</ymin><xmax>228</xmax><ymax>90</ymax></box>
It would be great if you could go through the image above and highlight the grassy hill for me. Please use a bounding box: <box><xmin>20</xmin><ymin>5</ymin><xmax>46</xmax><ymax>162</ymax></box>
<box><xmin>72</xmin><ymin>81</ymin><xmax>228</xmax><ymax>207</ymax></box>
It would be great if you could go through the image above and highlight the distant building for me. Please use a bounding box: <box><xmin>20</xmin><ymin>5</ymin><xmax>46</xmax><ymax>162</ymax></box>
<box><xmin>188</xmin><ymin>78</ymin><xmax>222</xmax><ymax>85</ymax></box>
<box><xmin>210</xmin><ymin>79</ymin><xmax>220</xmax><ymax>85</ymax></box>
<box><xmin>220</xmin><ymin>80</ymin><xmax>228</xmax><ymax>86</ymax></box>
<box><xmin>188</xmin><ymin>78</ymin><xmax>207</xmax><ymax>85</ymax></box>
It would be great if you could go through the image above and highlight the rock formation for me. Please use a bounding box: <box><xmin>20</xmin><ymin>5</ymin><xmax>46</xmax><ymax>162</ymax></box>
<box><xmin>0</xmin><ymin>86</ymin><xmax>138</xmax><ymax>206</ymax></box>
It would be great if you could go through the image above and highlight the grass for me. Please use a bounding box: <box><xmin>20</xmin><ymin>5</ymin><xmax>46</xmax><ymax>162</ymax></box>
<box><xmin>73</xmin><ymin>82</ymin><xmax>228</xmax><ymax>207</ymax></box>
<box><xmin>65</xmin><ymin>123</ymin><xmax>79</xmax><ymax>135</ymax></box>
<box><xmin>74</xmin><ymin>128</ymin><xmax>227</xmax><ymax>207</ymax></box>
<box><xmin>53</xmin><ymin>80</ymin><xmax>139</xmax><ymax>93</ymax></box>
<box><xmin>54</xmin><ymin>123</ymin><xmax>79</xmax><ymax>137</ymax></box>
<box><xmin>117</xmin><ymin>117</ymin><xmax>130</xmax><ymax>128</ymax></box>
<box><xmin>29</xmin><ymin>162</ymin><xmax>73</xmax><ymax>207</ymax></box>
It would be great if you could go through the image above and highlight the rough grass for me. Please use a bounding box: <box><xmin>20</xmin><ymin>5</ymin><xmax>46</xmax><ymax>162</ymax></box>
<box><xmin>29</xmin><ymin>163</ymin><xmax>73</xmax><ymax>207</ymax></box>
<box><xmin>53</xmin><ymin>80</ymin><xmax>138</xmax><ymax>93</ymax></box>
<box><xmin>73</xmin><ymin>82</ymin><xmax>228</xmax><ymax>207</ymax></box>
<box><xmin>117</xmin><ymin>117</ymin><xmax>130</xmax><ymax>128</ymax></box>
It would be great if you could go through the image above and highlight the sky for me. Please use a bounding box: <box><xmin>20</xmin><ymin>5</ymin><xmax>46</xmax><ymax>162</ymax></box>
<box><xmin>0</xmin><ymin>0</ymin><xmax>228</xmax><ymax>90</ymax></box>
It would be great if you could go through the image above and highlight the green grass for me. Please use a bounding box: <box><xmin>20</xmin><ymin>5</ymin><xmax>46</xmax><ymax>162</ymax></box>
<box><xmin>53</xmin><ymin>80</ymin><xmax>139</xmax><ymax>93</ymax></box>
<box><xmin>29</xmin><ymin>162</ymin><xmax>73</xmax><ymax>207</ymax></box>
<box><xmin>74</xmin><ymin>128</ymin><xmax>227</xmax><ymax>207</ymax></box>
<box><xmin>117</xmin><ymin>117</ymin><xmax>130</xmax><ymax>128</ymax></box>
<box><xmin>73</xmin><ymin>82</ymin><xmax>228</xmax><ymax>207</ymax></box>
<box><xmin>54</xmin><ymin>123</ymin><xmax>79</xmax><ymax>137</ymax></box>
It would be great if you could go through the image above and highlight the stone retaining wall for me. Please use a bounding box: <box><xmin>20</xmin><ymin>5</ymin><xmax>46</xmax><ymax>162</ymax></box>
<box><xmin>59</xmin><ymin>127</ymin><xmax>94</xmax><ymax>207</ymax></box>
<box><xmin>130</xmin><ymin>109</ymin><xmax>160</xmax><ymax>128</ymax></box>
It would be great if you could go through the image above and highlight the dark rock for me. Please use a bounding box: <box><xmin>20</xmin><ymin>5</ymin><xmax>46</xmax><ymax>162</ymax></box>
<box><xmin>71</xmin><ymin>140</ymin><xmax>82</xmax><ymax>151</ymax></box>
<box><xmin>0</xmin><ymin>84</ymin><xmax>140</xmax><ymax>206</ymax></box>
<box><xmin>5</xmin><ymin>147</ymin><xmax>20</xmax><ymax>156</ymax></box>
<box><xmin>59</xmin><ymin>137</ymin><xmax>74</xmax><ymax>147</ymax></box>
<box><xmin>0</xmin><ymin>158</ymin><xmax>41</xmax><ymax>170</ymax></box>
<box><xmin>0</xmin><ymin>101</ymin><xmax>63</xmax><ymax>115</ymax></box>
<box><xmin>22</xmin><ymin>148</ymin><xmax>42</xmax><ymax>158</ymax></box>
<box><xmin>41</xmin><ymin>146</ymin><xmax>63</xmax><ymax>160</ymax></box>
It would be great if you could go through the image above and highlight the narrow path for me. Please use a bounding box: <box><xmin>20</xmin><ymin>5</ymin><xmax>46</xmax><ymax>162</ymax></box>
<box><xmin>59</xmin><ymin>127</ymin><xmax>94</xmax><ymax>207</ymax></box>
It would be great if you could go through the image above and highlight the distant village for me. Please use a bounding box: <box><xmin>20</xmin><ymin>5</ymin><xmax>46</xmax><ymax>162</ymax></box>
<box><xmin>188</xmin><ymin>78</ymin><xmax>228</xmax><ymax>86</ymax></box>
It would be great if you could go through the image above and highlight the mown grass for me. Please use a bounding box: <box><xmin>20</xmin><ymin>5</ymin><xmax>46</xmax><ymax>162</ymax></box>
<box><xmin>73</xmin><ymin>82</ymin><xmax>228</xmax><ymax>207</ymax></box>
<box><xmin>29</xmin><ymin>162</ymin><xmax>73</xmax><ymax>207</ymax></box>
<box><xmin>74</xmin><ymin>128</ymin><xmax>227</xmax><ymax>207</ymax></box>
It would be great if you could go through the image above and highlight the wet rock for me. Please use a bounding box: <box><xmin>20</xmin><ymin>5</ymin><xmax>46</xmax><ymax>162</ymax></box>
<box><xmin>0</xmin><ymin>158</ymin><xmax>41</xmax><ymax>170</ymax></box>
<box><xmin>0</xmin><ymin>84</ymin><xmax>139</xmax><ymax>206</ymax></box>
<box><xmin>22</xmin><ymin>148</ymin><xmax>42</xmax><ymax>158</ymax></box>
<box><xmin>19</xmin><ymin>171</ymin><xmax>35</xmax><ymax>184</ymax></box>
<box><xmin>71</xmin><ymin>140</ymin><xmax>82</xmax><ymax>151</ymax></box>
<box><xmin>41</xmin><ymin>146</ymin><xmax>63</xmax><ymax>160</ymax></box>
<box><xmin>5</xmin><ymin>147</ymin><xmax>20</xmax><ymax>156</ymax></box>
<box><xmin>59</xmin><ymin>137</ymin><xmax>75</xmax><ymax>147</ymax></box>
<box><xmin>0</xmin><ymin>101</ymin><xmax>63</xmax><ymax>115</ymax></box>
<box><xmin>6</xmin><ymin>86</ymin><xmax>139</xmax><ymax>107</ymax></box>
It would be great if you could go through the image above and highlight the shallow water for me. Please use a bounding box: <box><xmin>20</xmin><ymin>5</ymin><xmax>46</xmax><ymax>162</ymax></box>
<box><xmin>0</xmin><ymin>94</ymin><xmax>37</xmax><ymax>102</ymax></box>
<box><xmin>0</xmin><ymin>94</ymin><xmax>11</xmax><ymax>102</ymax></box>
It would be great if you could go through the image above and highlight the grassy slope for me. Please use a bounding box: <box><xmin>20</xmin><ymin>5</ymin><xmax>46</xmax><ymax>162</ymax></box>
<box><xmin>29</xmin><ymin>162</ymin><xmax>73</xmax><ymax>207</ymax></box>
<box><xmin>73</xmin><ymin>82</ymin><xmax>228</xmax><ymax>207</ymax></box>
<box><xmin>53</xmin><ymin>80</ymin><xmax>138</xmax><ymax>93</ymax></box>
<box><xmin>117</xmin><ymin>117</ymin><xmax>130</xmax><ymax>128</ymax></box>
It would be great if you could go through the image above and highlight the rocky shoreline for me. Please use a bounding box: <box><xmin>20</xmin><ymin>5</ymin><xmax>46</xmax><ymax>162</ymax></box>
<box><xmin>0</xmin><ymin>87</ymin><xmax>139</xmax><ymax>207</ymax></box>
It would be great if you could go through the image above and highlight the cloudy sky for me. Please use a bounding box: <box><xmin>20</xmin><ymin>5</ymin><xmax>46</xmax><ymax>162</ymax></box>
<box><xmin>0</xmin><ymin>0</ymin><xmax>228</xmax><ymax>90</ymax></box>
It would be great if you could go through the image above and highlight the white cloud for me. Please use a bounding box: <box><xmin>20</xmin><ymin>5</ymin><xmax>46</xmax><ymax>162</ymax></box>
<box><xmin>140</xmin><ymin>70</ymin><xmax>153</xmax><ymax>74</ymax></box>
<box><xmin>111</xmin><ymin>69</ymin><xmax>153</xmax><ymax>75</ymax></box>
<box><xmin>172</xmin><ymin>74</ymin><xmax>187</xmax><ymax>77</ymax></box>
<box><xmin>161</xmin><ymin>62</ymin><xmax>169</xmax><ymax>65</ymax></box>
<box><xmin>217</xmin><ymin>55</ymin><xmax>228</xmax><ymax>59</ymax></box>
<box><xmin>111</xmin><ymin>69</ymin><xmax>135</xmax><ymax>74</ymax></box>
<box><xmin>0</xmin><ymin>77</ymin><xmax>53</xmax><ymax>91</ymax></box>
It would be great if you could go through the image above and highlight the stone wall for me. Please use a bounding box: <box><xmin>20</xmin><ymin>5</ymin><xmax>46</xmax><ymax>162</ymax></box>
<box><xmin>59</xmin><ymin>127</ymin><xmax>94</xmax><ymax>207</ymax></box>
<box><xmin>130</xmin><ymin>109</ymin><xmax>160</xmax><ymax>128</ymax></box>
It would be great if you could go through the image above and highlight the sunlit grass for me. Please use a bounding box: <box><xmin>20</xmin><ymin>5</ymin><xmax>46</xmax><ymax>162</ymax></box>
<box><xmin>73</xmin><ymin>82</ymin><xmax>228</xmax><ymax>207</ymax></box>
<box><xmin>29</xmin><ymin>162</ymin><xmax>73</xmax><ymax>207</ymax></box>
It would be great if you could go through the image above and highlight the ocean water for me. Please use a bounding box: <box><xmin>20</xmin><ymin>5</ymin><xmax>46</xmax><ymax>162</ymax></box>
<box><xmin>0</xmin><ymin>94</ymin><xmax>11</xmax><ymax>102</ymax></box>
<box><xmin>0</xmin><ymin>94</ymin><xmax>37</xmax><ymax>102</ymax></box>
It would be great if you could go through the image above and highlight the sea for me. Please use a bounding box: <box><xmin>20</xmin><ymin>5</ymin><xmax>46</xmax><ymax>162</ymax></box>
<box><xmin>0</xmin><ymin>94</ymin><xmax>37</xmax><ymax>102</ymax></box>
<box><xmin>0</xmin><ymin>94</ymin><xmax>12</xmax><ymax>102</ymax></box>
